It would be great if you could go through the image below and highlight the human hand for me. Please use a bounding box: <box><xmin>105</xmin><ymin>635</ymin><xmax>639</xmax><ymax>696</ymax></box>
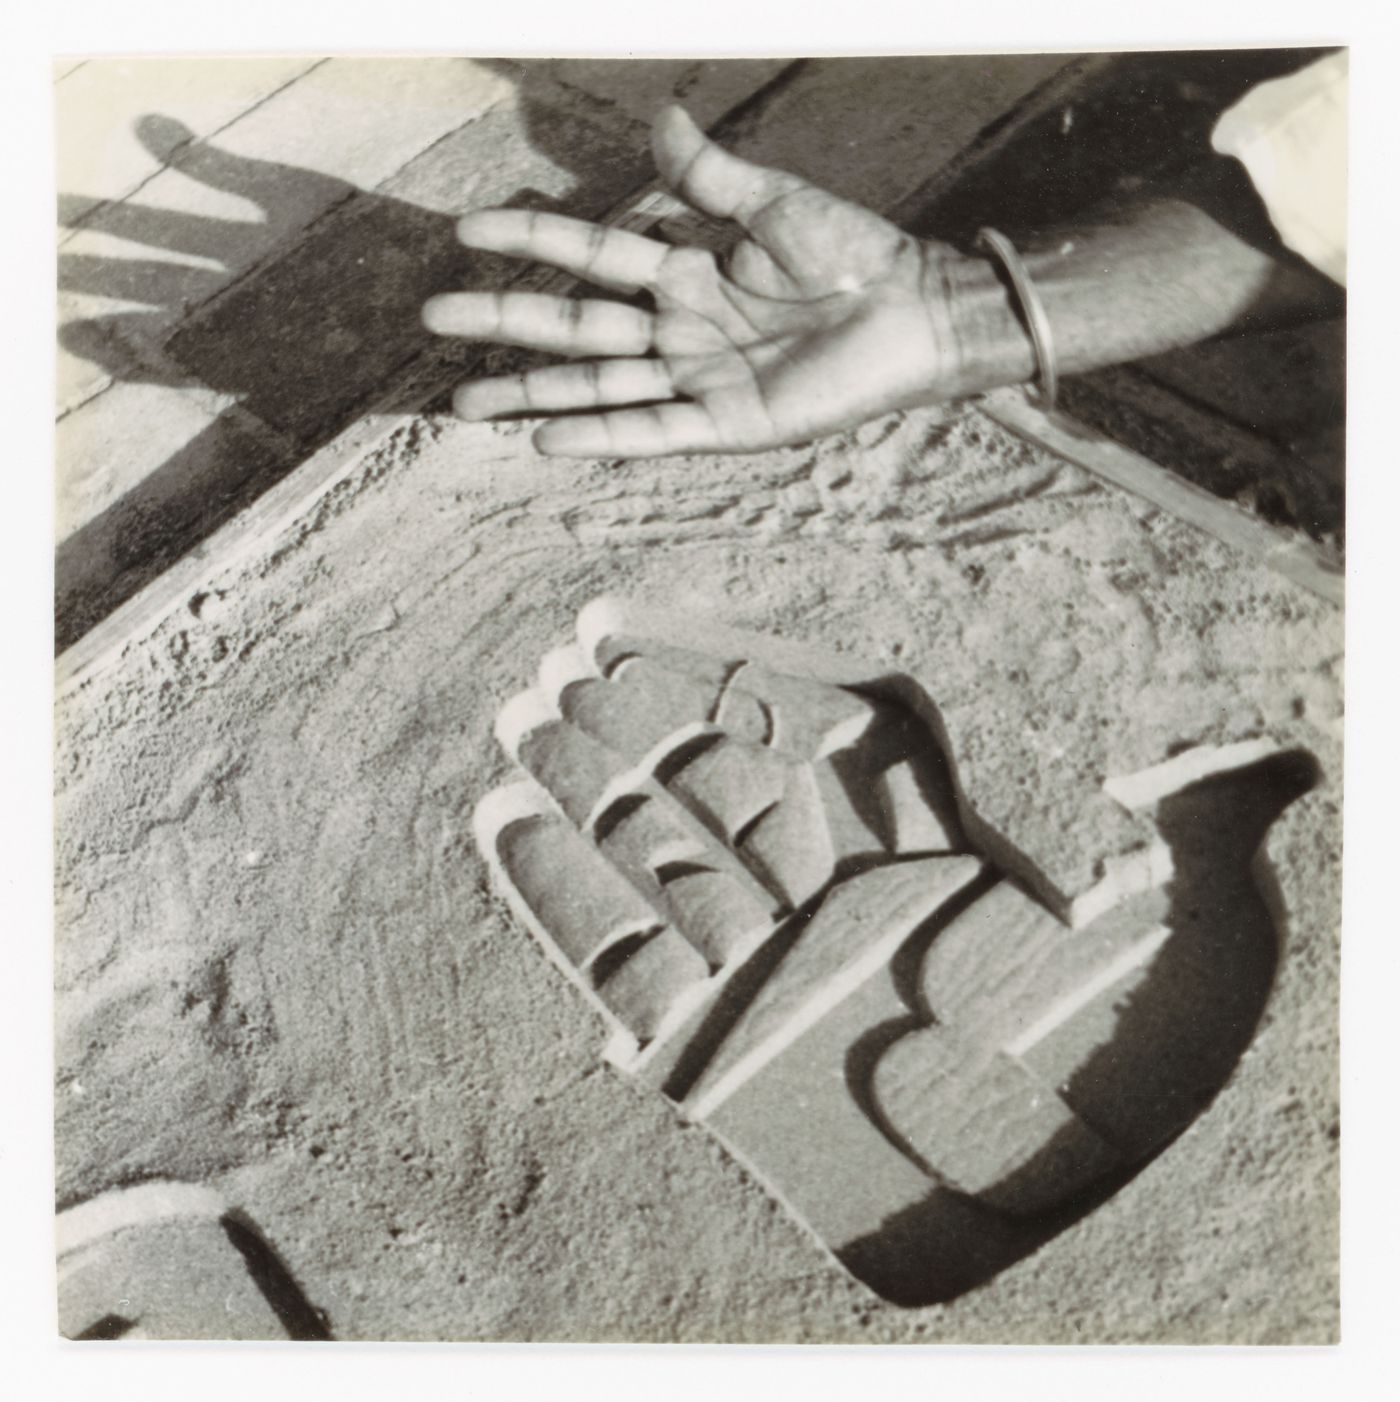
<box><xmin>424</xmin><ymin>106</ymin><xmax>982</xmax><ymax>457</ymax></box>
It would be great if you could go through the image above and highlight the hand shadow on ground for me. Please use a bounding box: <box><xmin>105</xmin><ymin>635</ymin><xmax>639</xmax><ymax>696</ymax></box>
<box><xmin>55</xmin><ymin>69</ymin><xmax>665</xmax><ymax>652</ymax></box>
<box><xmin>836</xmin><ymin>747</ymin><xmax>1320</xmax><ymax>1307</ymax></box>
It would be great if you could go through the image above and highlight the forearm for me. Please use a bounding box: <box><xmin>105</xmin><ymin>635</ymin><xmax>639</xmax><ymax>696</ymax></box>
<box><xmin>937</xmin><ymin>194</ymin><xmax>1342</xmax><ymax>399</ymax></box>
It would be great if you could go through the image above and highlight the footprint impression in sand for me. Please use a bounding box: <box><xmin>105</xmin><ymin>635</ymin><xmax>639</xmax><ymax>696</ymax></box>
<box><xmin>474</xmin><ymin>598</ymin><xmax>1314</xmax><ymax>1305</ymax></box>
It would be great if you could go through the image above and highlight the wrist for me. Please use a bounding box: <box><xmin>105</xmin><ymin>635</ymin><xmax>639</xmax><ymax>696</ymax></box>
<box><xmin>924</xmin><ymin>246</ymin><xmax>1038</xmax><ymax>399</ymax></box>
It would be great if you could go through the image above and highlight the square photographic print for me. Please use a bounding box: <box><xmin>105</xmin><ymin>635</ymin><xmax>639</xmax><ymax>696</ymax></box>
<box><xmin>53</xmin><ymin>50</ymin><xmax>1344</xmax><ymax>1343</ymax></box>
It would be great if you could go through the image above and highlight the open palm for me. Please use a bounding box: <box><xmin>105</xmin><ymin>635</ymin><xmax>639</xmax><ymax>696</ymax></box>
<box><xmin>423</xmin><ymin>106</ymin><xmax>965</xmax><ymax>457</ymax></box>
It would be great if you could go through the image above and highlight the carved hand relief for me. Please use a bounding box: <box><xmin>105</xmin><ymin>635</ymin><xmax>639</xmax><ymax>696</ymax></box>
<box><xmin>474</xmin><ymin>598</ymin><xmax>1315</xmax><ymax>1305</ymax></box>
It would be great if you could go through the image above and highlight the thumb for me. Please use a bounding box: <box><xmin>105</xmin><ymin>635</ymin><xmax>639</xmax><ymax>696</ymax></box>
<box><xmin>651</xmin><ymin>104</ymin><xmax>804</xmax><ymax>227</ymax></box>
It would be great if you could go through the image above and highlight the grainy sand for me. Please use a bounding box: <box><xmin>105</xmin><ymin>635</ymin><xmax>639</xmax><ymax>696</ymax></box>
<box><xmin>53</xmin><ymin>397</ymin><xmax>1341</xmax><ymax>1341</ymax></box>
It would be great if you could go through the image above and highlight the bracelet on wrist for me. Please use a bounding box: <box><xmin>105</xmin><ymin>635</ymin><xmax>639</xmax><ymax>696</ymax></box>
<box><xmin>974</xmin><ymin>227</ymin><xmax>1059</xmax><ymax>412</ymax></box>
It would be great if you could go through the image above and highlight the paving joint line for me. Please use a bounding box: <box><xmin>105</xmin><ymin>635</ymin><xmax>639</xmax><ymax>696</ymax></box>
<box><xmin>55</xmin><ymin>371</ymin><xmax>118</xmax><ymax>426</ymax></box>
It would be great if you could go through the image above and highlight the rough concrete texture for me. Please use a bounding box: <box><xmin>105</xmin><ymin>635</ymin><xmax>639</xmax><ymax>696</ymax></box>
<box><xmin>55</xmin><ymin>398</ymin><xmax>1341</xmax><ymax>1341</ymax></box>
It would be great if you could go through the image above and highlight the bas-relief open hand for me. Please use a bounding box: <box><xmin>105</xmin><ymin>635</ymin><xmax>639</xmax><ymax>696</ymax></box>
<box><xmin>424</xmin><ymin>106</ymin><xmax>974</xmax><ymax>458</ymax></box>
<box><xmin>474</xmin><ymin>600</ymin><xmax>1313</xmax><ymax>1305</ymax></box>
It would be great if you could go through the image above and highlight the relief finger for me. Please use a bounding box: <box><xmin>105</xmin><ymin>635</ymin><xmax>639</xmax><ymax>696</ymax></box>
<box><xmin>476</xmin><ymin>783</ymin><xmax>664</xmax><ymax>972</ymax></box>
<box><xmin>475</xmin><ymin>783</ymin><xmax>712</xmax><ymax>1048</ymax></box>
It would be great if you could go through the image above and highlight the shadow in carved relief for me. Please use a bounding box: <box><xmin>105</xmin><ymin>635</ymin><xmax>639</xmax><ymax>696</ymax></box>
<box><xmin>474</xmin><ymin>599</ymin><xmax>1315</xmax><ymax>1305</ymax></box>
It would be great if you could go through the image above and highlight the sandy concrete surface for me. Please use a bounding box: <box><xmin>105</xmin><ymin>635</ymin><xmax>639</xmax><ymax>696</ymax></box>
<box><xmin>55</xmin><ymin>398</ymin><xmax>1341</xmax><ymax>1341</ymax></box>
<box><xmin>53</xmin><ymin>52</ymin><xmax>1341</xmax><ymax>1344</ymax></box>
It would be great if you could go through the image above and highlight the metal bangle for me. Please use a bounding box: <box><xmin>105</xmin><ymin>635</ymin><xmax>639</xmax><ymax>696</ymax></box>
<box><xmin>975</xmin><ymin>226</ymin><xmax>1058</xmax><ymax>413</ymax></box>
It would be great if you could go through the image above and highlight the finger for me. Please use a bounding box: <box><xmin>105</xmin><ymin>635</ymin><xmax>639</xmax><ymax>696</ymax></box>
<box><xmin>422</xmin><ymin>291</ymin><xmax>654</xmax><ymax>357</ymax></box>
<box><xmin>492</xmin><ymin>797</ymin><xmax>665</xmax><ymax>968</ymax></box>
<box><xmin>534</xmin><ymin>403</ymin><xmax>723</xmax><ymax>458</ymax></box>
<box><xmin>456</xmin><ymin>209</ymin><xmax>670</xmax><ymax>293</ymax></box>
<box><xmin>475</xmin><ymin>783</ymin><xmax>710</xmax><ymax>1045</ymax></box>
<box><xmin>652</xmin><ymin>105</ymin><xmax>807</xmax><ymax>228</ymax></box>
<box><xmin>559</xmin><ymin>663</ymin><xmax>723</xmax><ymax>766</ymax></box>
<box><xmin>501</xmin><ymin>659</ymin><xmax>783</xmax><ymax>947</ymax></box>
<box><xmin>730</xmin><ymin>765</ymin><xmax>835</xmax><ymax>912</ymax></box>
<box><xmin>593</xmin><ymin>789</ymin><xmax>779</xmax><ymax>967</ymax></box>
<box><xmin>723</xmin><ymin>664</ymin><xmax>878</xmax><ymax>760</ymax></box>
<box><xmin>454</xmin><ymin>358</ymin><xmax>675</xmax><ymax>420</ymax></box>
<box><xmin>57</xmin><ymin>193</ymin><xmax>98</xmax><ymax>227</ymax></box>
<box><xmin>497</xmin><ymin>692</ymin><xmax>640</xmax><ymax>827</ymax></box>
<box><xmin>651</xmin><ymin>733</ymin><xmax>833</xmax><ymax>910</ymax></box>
